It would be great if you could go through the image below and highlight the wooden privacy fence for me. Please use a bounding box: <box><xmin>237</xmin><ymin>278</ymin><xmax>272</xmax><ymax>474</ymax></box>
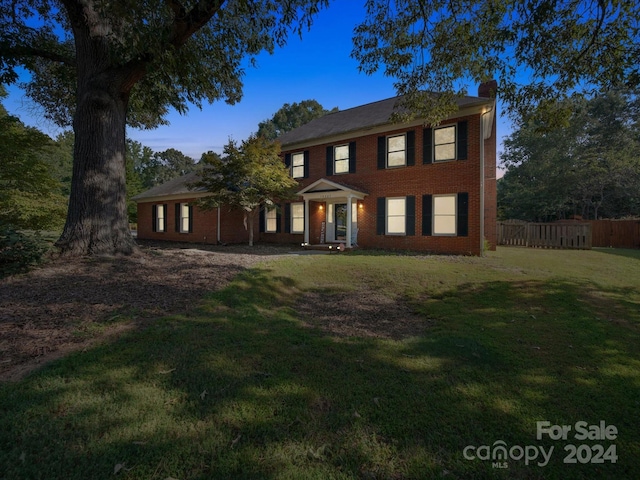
<box><xmin>590</xmin><ymin>219</ymin><xmax>640</xmax><ymax>248</ymax></box>
<box><xmin>498</xmin><ymin>221</ymin><xmax>592</xmax><ymax>249</ymax></box>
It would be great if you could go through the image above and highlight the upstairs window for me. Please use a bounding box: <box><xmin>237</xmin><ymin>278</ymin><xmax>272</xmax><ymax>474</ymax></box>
<box><xmin>291</xmin><ymin>152</ymin><xmax>305</xmax><ymax>178</ymax></box>
<box><xmin>378</xmin><ymin>131</ymin><xmax>415</xmax><ymax>169</ymax></box>
<box><xmin>434</xmin><ymin>126</ymin><xmax>456</xmax><ymax>162</ymax></box>
<box><xmin>423</xmin><ymin>121</ymin><xmax>467</xmax><ymax>164</ymax></box>
<box><xmin>387</xmin><ymin>134</ymin><xmax>406</xmax><ymax>167</ymax></box>
<box><xmin>334</xmin><ymin>145</ymin><xmax>349</xmax><ymax>174</ymax></box>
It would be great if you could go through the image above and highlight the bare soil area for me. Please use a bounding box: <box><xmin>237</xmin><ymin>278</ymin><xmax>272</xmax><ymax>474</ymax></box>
<box><xmin>1</xmin><ymin>241</ymin><xmax>430</xmax><ymax>382</ymax></box>
<box><xmin>0</xmin><ymin>241</ymin><xmax>295</xmax><ymax>382</ymax></box>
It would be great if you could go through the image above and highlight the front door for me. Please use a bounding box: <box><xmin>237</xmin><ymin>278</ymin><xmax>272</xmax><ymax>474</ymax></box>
<box><xmin>335</xmin><ymin>203</ymin><xmax>347</xmax><ymax>241</ymax></box>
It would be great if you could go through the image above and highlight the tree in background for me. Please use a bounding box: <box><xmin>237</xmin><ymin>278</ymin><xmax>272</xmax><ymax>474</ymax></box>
<box><xmin>353</xmin><ymin>0</ymin><xmax>640</xmax><ymax>126</ymax></box>
<box><xmin>0</xmin><ymin>90</ymin><xmax>67</xmax><ymax>230</ymax></box>
<box><xmin>0</xmin><ymin>0</ymin><xmax>329</xmax><ymax>256</ymax></box>
<box><xmin>192</xmin><ymin>136</ymin><xmax>298</xmax><ymax>246</ymax></box>
<box><xmin>257</xmin><ymin>100</ymin><xmax>338</xmax><ymax>140</ymax></box>
<box><xmin>499</xmin><ymin>91</ymin><xmax>640</xmax><ymax>221</ymax></box>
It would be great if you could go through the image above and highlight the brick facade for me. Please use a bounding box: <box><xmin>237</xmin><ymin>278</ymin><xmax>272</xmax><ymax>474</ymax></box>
<box><xmin>136</xmin><ymin>88</ymin><xmax>497</xmax><ymax>255</ymax></box>
<box><xmin>259</xmin><ymin>111</ymin><xmax>497</xmax><ymax>255</ymax></box>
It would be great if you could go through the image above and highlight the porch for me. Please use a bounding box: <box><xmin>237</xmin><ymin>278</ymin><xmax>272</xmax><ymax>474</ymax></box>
<box><xmin>297</xmin><ymin>178</ymin><xmax>368</xmax><ymax>249</ymax></box>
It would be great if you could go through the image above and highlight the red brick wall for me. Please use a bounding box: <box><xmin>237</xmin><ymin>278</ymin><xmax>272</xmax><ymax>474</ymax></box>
<box><xmin>277</xmin><ymin>112</ymin><xmax>495</xmax><ymax>255</ymax></box>
<box><xmin>137</xmin><ymin>199</ymin><xmax>259</xmax><ymax>245</ymax></box>
<box><xmin>136</xmin><ymin>111</ymin><xmax>497</xmax><ymax>255</ymax></box>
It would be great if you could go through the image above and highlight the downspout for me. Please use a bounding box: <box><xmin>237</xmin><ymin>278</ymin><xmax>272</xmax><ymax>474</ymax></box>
<box><xmin>479</xmin><ymin>105</ymin><xmax>494</xmax><ymax>256</ymax></box>
<box><xmin>217</xmin><ymin>206</ymin><xmax>221</xmax><ymax>244</ymax></box>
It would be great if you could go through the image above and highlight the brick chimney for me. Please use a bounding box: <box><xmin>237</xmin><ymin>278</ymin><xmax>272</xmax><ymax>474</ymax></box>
<box><xmin>478</xmin><ymin>79</ymin><xmax>498</xmax><ymax>98</ymax></box>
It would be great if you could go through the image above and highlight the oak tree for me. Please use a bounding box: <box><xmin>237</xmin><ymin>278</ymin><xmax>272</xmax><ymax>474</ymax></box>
<box><xmin>0</xmin><ymin>0</ymin><xmax>328</xmax><ymax>255</ymax></box>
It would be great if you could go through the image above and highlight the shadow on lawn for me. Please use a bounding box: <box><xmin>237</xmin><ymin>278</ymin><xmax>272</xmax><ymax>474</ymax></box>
<box><xmin>0</xmin><ymin>271</ymin><xmax>639</xmax><ymax>479</ymax></box>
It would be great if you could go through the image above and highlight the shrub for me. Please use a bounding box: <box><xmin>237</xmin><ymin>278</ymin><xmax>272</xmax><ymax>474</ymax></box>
<box><xmin>0</xmin><ymin>225</ymin><xmax>49</xmax><ymax>278</ymax></box>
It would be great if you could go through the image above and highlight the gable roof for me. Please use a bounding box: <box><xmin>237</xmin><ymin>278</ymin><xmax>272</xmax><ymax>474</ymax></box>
<box><xmin>276</xmin><ymin>94</ymin><xmax>492</xmax><ymax>148</ymax></box>
<box><xmin>132</xmin><ymin>170</ymin><xmax>207</xmax><ymax>202</ymax></box>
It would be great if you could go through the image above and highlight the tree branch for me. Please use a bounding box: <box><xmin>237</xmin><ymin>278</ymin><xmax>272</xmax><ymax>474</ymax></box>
<box><xmin>0</xmin><ymin>44</ymin><xmax>76</xmax><ymax>67</ymax></box>
<box><xmin>168</xmin><ymin>0</ymin><xmax>227</xmax><ymax>48</ymax></box>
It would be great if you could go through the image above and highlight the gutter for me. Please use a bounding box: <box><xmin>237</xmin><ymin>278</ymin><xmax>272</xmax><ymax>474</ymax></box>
<box><xmin>479</xmin><ymin>103</ymin><xmax>494</xmax><ymax>256</ymax></box>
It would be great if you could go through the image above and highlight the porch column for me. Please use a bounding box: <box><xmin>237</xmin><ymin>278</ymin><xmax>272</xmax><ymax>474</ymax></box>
<box><xmin>346</xmin><ymin>195</ymin><xmax>353</xmax><ymax>248</ymax></box>
<box><xmin>304</xmin><ymin>198</ymin><xmax>310</xmax><ymax>244</ymax></box>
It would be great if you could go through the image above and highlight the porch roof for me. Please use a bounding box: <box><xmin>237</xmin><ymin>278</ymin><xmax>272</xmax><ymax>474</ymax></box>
<box><xmin>297</xmin><ymin>178</ymin><xmax>368</xmax><ymax>201</ymax></box>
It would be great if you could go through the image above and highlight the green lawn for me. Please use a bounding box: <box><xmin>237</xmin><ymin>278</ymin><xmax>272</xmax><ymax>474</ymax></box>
<box><xmin>1</xmin><ymin>247</ymin><xmax>639</xmax><ymax>479</ymax></box>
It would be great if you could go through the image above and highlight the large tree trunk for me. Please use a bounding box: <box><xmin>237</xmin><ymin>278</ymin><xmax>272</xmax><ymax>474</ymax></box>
<box><xmin>56</xmin><ymin>80</ymin><xmax>137</xmax><ymax>256</ymax></box>
<box><xmin>55</xmin><ymin>7</ymin><xmax>140</xmax><ymax>257</ymax></box>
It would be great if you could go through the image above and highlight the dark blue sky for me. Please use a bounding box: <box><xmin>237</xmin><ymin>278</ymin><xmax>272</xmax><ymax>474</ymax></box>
<box><xmin>3</xmin><ymin>0</ymin><xmax>508</xmax><ymax>169</ymax></box>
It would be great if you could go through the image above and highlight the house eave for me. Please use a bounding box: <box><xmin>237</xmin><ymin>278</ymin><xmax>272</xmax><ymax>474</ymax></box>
<box><xmin>133</xmin><ymin>191</ymin><xmax>213</xmax><ymax>203</ymax></box>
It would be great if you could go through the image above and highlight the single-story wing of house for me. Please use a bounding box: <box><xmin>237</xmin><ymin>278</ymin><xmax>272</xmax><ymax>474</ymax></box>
<box><xmin>134</xmin><ymin>81</ymin><xmax>497</xmax><ymax>255</ymax></box>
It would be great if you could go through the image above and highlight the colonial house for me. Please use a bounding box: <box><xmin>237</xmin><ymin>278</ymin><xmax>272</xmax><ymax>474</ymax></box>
<box><xmin>134</xmin><ymin>81</ymin><xmax>497</xmax><ymax>255</ymax></box>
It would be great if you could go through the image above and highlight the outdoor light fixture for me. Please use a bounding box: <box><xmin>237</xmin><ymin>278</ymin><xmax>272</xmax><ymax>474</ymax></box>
<box><xmin>319</xmin><ymin>204</ymin><xmax>324</xmax><ymax>211</ymax></box>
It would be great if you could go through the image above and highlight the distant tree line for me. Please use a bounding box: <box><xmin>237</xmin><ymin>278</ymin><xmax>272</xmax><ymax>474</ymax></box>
<box><xmin>498</xmin><ymin>91</ymin><xmax>640</xmax><ymax>221</ymax></box>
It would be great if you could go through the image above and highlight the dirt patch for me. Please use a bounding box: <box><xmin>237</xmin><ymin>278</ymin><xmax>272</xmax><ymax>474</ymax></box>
<box><xmin>296</xmin><ymin>288</ymin><xmax>430</xmax><ymax>340</ymax></box>
<box><xmin>0</xmin><ymin>241</ymin><xmax>296</xmax><ymax>382</ymax></box>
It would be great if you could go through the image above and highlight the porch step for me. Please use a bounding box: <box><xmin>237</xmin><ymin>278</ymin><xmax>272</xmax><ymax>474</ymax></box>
<box><xmin>302</xmin><ymin>243</ymin><xmax>353</xmax><ymax>252</ymax></box>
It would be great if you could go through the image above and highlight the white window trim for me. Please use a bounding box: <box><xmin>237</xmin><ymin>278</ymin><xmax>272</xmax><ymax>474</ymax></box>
<box><xmin>291</xmin><ymin>202</ymin><xmax>304</xmax><ymax>234</ymax></box>
<box><xmin>386</xmin><ymin>133</ymin><xmax>407</xmax><ymax>168</ymax></box>
<box><xmin>433</xmin><ymin>194</ymin><xmax>457</xmax><ymax>236</ymax></box>
<box><xmin>156</xmin><ymin>204</ymin><xmax>166</xmax><ymax>233</ymax></box>
<box><xmin>291</xmin><ymin>152</ymin><xmax>305</xmax><ymax>179</ymax></box>
<box><xmin>179</xmin><ymin>203</ymin><xmax>190</xmax><ymax>233</ymax></box>
<box><xmin>265</xmin><ymin>206</ymin><xmax>277</xmax><ymax>233</ymax></box>
<box><xmin>433</xmin><ymin>124</ymin><xmax>457</xmax><ymax>163</ymax></box>
<box><xmin>386</xmin><ymin>197</ymin><xmax>406</xmax><ymax>235</ymax></box>
<box><xmin>334</xmin><ymin>144</ymin><xmax>349</xmax><ymax>174</ymax></box>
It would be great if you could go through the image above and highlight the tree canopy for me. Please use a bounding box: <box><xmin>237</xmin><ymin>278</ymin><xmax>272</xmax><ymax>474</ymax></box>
<box><xmin>353</xmin><ymin>0</ymin><xmax>640</xmax><ymax>125</ymax></box>
<box><xmin>498</xmin><ymin>90</ymin><xmax>640</xmax><ymax>221</ymax></box>
<box><xmin>0</xmin><ymin>88</ymin><xmax>68</xmax><ymax>230</ymax></box>
<box><xmin>257</xmin><ymin>99</ymin><xmax>338</xmax><ymax>140</ymax></box>
<box><xmin>192</xmin><ymin>135</ymin><xmax>298</xmax><ymax>246</ymax></box>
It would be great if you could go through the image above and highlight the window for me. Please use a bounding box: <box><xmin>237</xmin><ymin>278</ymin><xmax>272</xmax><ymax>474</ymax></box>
<box><xmin>153</xmin><ymin>204</ymin><xmax>166</xmax><ymax>232</ymax></box>
<box><xmin>179</xmin><ymin>203</ymin><xmax>190</xmax><ymax>233</ymax></box>
<box><xmin>433</xmin><ymin>195</ymin><xmax>457</xmax><ymax>235</ymax></box>
<box><xmin>423</xmin><ymin>121</ymin><xmax>467</xmax><ymax>164</ymax></box>
<box><xmin>334</xmin><ymin>144</ymin><xmax>349</xmax><ymax>174</ymax></box>
<box><xmin>386</xmin><ymin>197</ymin><xmax>406</xmax><ymax>235</ymax></box>
<box><xmin>265</xmin><ymin>207</ymin><xmax>277</xmax><ymax>233</ymax></box>
<box><xmin>434</xmin><ymin>125</ymin><xmax>456</xmax><ymax>162</ymax></box>
<box><xmin>291</xmin><ymin>152</ymin><xmax>305</xmax><ymax>178</ymax></box>
<box><xmin>387</xmin><ymin>134</ymin><xmax>406</xmax><ymax>167</ymax></box>
<box><xmin>291</xmin><ymin>203</ymin><xmax>304</xmax><ymax>233</ymax></box>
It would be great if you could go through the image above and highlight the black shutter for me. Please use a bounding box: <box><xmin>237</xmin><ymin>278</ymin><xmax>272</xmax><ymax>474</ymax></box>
<box><xmin>259</xmin><ymin>207</ymin><xmax>265</xmax><ymax>233</ymax></box>
<box><xmin>163</xmin><ymin>204</ymin><xmax>168</xmax><ymax>232</ymax></box>
<box><xmin>152</xmin><ymin>205</ymin><xmax>157</xmax><ymax>232</ymax></box>
<box><xmin>406</xmin><ymin>196</ymin><xmax>416</xmax><ymax>236</ymax></box>
<box><xmin>422</xmin><ymin>195</ymin><xmax>433</xmax><ymax>236</ymax></box>
<box><xmin>457</xmin><ymin>121</ymin><xmax>468</xmax><ymax>160</ymax></box>
<box><xmin>284</xmin><ymin>203</ymin><xmax>291</xmax><ymax>233</ymax></box>
<box><xmin>276</xmin><ymin>205</ymin><xmax>282</xmax><ymax>233</ymax></box>
<box><xmin>376</xmin><ymin>197</ymin><xmax>386</xmax><ymax>235</ymax></box>
<box><xmin>175</xmin><ymin>203</ymin><xmax>180</xmax><ymax>232</ymax></box>
<box><xmin>457</xmin><ymin>192</ymin><xmax>469</xmax><ymax>237</ymax></box>
<box><xmin>349</xmin><ymin>141</ymin><xmax>356</xmax><ymax>173</ymax></box>
<box><xmin>284</xmin><ymin>153</ymin><xmax>291</xmax><ymax>168</ymax></box>
<box><xmin>326</xmin><ymin>146</ymin><xmax>333</xmax><ymax>176</ymax></box>
<box><xmin>407</xmin><ymin>131</ymin><xmax>415</xmax><ymax>166</ymax></box>
<box><xmin>188</xmin><ymin>205</ymin><xmax>193</xmax><ymax>233</ymax></box>
<box><xmin>377</xmin><ymin>136</ymin><xmax>386</xmax><ymax>169</ymax></box>
<box><xmin>303</xmin><ymin>151</ymin><xmax>310</xmax><ymax>178</ymax></box>
<box><xmin>423</xmin><ymin>128</ymin><xmax>433</xmax><ymax>164</ymax></box>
